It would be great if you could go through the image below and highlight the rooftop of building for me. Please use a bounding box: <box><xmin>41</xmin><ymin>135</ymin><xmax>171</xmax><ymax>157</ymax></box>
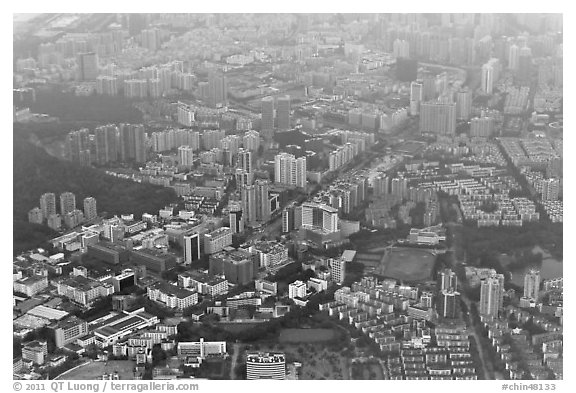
<box><xmin>212</xmin><ymin>248</ymin><xmax>254</xmax><ymax>264</ymax></box>
<box><xmin>206</xmin><ymin>226</ymin><xmax>232</xmax><ymax>237</ymax></box>
<box><xmin>131</xmin><ymin>248</ymin><xmax>175</xmax><ymax>260</ymax></box>
<box><xmin>150</xmin><ymin>281</ymin><xmax>197</xmax><ymax>299</ymax></box>
<box><xmin>15</xmin><ymin>275</ymin><xmax>47</xmax><ymax>285</ymax></box>
<box><xmin>23</xmin><ymin>340</ymin><xmax>47</xmax><ymax>350</ymax></box>
<box><xmin>179</xmin><ymin>271</ymin><xmax>226</xmax><ymax>286</ymax></box>
<box><xmin>28</xmin><ymin>305</ymin><xmax>69</xmax><ymax>321</ymax></box>
<box><xmin>246</xmin><ymin>352</ymin><xmax>285</xmax><ymax>363</ymax></box>
<box><xmin>57</xmin><ymin>275</ymin><xmax>109</xmax><ymax>291</ymax></box>
<box><xmin>88</xmin><ymin>241</ymin><xmax>128</xmax><ymax>253</ymax></box>
<box><xmin>54</xmin><ymin>315</ymin><xmax>86</xmax><ymax>330</ymax></box>
<box><xmin>301</xmin><ymin>201</ymin><xmax>339</xmax><ymax>213</ymax></box>
<box><xmin>252</xmin><ymin>241</ymin><xmax>286</xmax><ymax>254</ymax></box>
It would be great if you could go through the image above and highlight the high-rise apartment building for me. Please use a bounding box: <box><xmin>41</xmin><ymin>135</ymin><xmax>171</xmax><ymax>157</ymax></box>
<box><xmin>229</xmin><ymin>203</ymin><xmax>244</xmax><ymax>234</ymax></box>
<box><xmin>373</xmin><ymin>175</ymin><xmax>390</xmax><ymax>197</ymax></box>
<box><xmin>178</xmin><ymin>146</ymin><xmax>195</xmax><ymax>169</ymax></box>
<box><xmin>509</xmin><ymin>44</ymin><xmax>520</xmax><ymax>71</ymax></box>
<box><xmin>300</xmin><ymin>202</ymin><xmax>339</xmax><ymax>233</ymax></box>
<box><xmin>235</xmin><ymin>169</ymin><xmax>253</xmax><ymax>189</ymax></box>
<box><xmin>479</xmin><ymin>275</ymin><xmax>504</xmax><ymax>318</ymax></box>
<box><xmin>470</xmin><ymin>117</ymin><xmax>495</xmax><ymax>137</ymax></box>
<box><xmin>455</xmin><ymin>88</ymin><xmax>472</xmax><ymax>120</ymax></box>
<box><xmin>438</xmin><ymin>268</ymin><xmax>458</xmax><ymax>291</ymax></box>
<box><xmin>241</xmin><ymin>184</ymin><xmax>257</xmax><ymax>225</ymax></box>
<box><xmin>177</xmin><ymin>102</ymin><xmax>195</xmax><ymax>127</ymax></box>
<box><xmin>274</xmin><ymin>153</ymin><xmax>306</xmax><ymax>188</ymax></box>
<box><xmin>201</xmin><ymin>129</ymin><xmax>226</xmax><ymax>151</ymax></box>
<box><xmin>95</xmin><ymin>125</ymin><xmax>119</xmax><ymax>165</ymax></box>
<box><xmin>409</xmin><ymin>81</ymin><xmax>424</xmax><ymax>115</ymax></box>
<box><xmin>77</xmin><ymin>52</ymin><xmax>98</xmax><ymax>81</ymax></box>
<box><xmin>540</xmin><ymin>178</ymin><xmax>560</xmax><ymax>201</ymax></box>
<box><xmin>282</xmin><ymin>207</ymin><xmax>295</xmax><ymax>233</ymax></box>
<box><xmin>422</xmin><ymin>75</ymin><xmax>437</xmax><ymax>101</ymax></box>
<box><xmin>60</xmin><ymin>192</ymin><xmax>76</xmax><ymax>215</ymax></box>
<box><xmin>206</xmin><ymin>73</ymin><xmax>228</xmax><ymax>108</ymax></box>
<box><xmin>261</xmin><ymin>96</ymin><xmax>275</xmax><ymax>132</ymax></box>
<box><xmin>517</xmin><ymin>47</ymin><xmax>533</xmax><ymax>82</ymax></box>
<box><xmin>65</xmin><ymin>129</ymin><xmax>91</xmax><ymax>166</ymax></box>
<box><xmin>183</xmin><ymin>233</ymin><xmax>201</xmax><ymax>264</ymax></box>
<box><xmin>83</xmin><ymin>197</ymin><xmax>97</xmax><ymax>221</ymax></box>
<box><xmin>393</xmin><ymin>39</ymin><xmax>410</xmax><ymax>58</ymax></box>
<box><xmin>96</xmin><ymin>76</ymin><xmax>119</xmax><ymax>96</ymax></box>
<box><xmin>242</xmin><ymin>130</ymin><xmax>260</xmax><ymax>152</ymax></box>
<box><xmin>295</xmin><ymin>156</ymin><xmax>307</xmax><ymax>188</ymax></box>
<box><xmin>123</xmin><ymin>79</ymin><xmax>148</xmax><ymax>99</ymax></box>
<box><xmin>141</xmin><ymin>28</ymin><xmax>160</xmax><ymax>51</ymax></box>
<box><xmin>391</xmin><ymin>177</ymin><xmax>409</xmax><ymax>200</ymax></box>
<box><xmin>40</xmin><ymin>192</ymin><xmax>57</xmax><ymax>220</ymax></box>
<box><xmin>419</xmin><ymin>100</ymin><xmax>457</xmax><ymax>135</ymax></box>
<box><xmin>523</xmin><ymin>270</ymin><xmax>541</xmax><ymax>300</ymax></box>
<box><xmin>276</xmin><ymin>95</ymin><xmax>291</xmax><ymax>130</ymax></box>
<box><xmin>329</xmin><ymin>258</ymin><xmax>346</xmax><ymax>284</ymax></box>
<box><xmin>481</xmin><ymin>58</ymin><xmax>501</xmax><ymax>95</ymax></box>
<box><xmin>437</xmin><ymin>289</ymin><xmax>460</xmax><ymax>319</ymax></box>
<box><xmin>255</xmin><ymin>179</ymin><xmax>270</xmax><ymax>223</ymax></box>
<box><xmin>236</xmin><ymin>148</ymin><xmax>252</xmax><ymax>174</ymax></box>
<box><xmin>119</xmin><ymin>124</ymin><xmax>146</xmax><ymax>163</ymax></box>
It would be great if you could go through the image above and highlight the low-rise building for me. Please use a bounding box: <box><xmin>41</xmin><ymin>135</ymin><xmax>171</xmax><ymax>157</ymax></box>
<box><xmin>92</xmin><ymin>310</ymin><xmax>159</xmax><ymax>348</ymax></box>
<box><xmin>22</xmin><ymin>340</ymin><xmax>48</xmax><ymax>365</ymax></box>
<box><xmin>55</xmin><ymin>275</ymin><xmax>114</xmax><ymax>307</ymax></box>
<box><xmin>246</xmin><ymin>352</ymin><xmax>286</xmax><ymax>380</ymax></box>
<box><xmin>250</xmin><ymin>241</ymin><xmax>289</xmax><ymax>268</ymax></box>
<box><xmin>130</xmin><ymin>249</ymin><xmax>177</xmax><ymax>273</ymax></box>
<box><xmin>288</xmin><ymin>280</ymin><xmax>307</xmax><ymax>299</ymax></box>
<box><xmin>147</xmin><ymin>282</ymin><xmax>198</xmax><ymax>310</ymax></box>
<box><xmin>204</xmin><ymin>227</ymin><xmax>233</xmax><ymax>255</ymax></box>
<box><xmin>255</xmin><ymin>279</ymin><xmax>278</xmax><ymax>296</ymax></box>
<box><xmin>178</xmin><ymin>272</ymin><xmax>228</xmax><ymax>297</ymax></box>
<box><xmin>209</xmin><ymin>248</ymin><xmax>257</xmax><ymax>286</ymax></box>
<box><xmin>52</xmin><ymin>316</ymin><xmax>89</xmax><ymax>348</ymax></box>
<box><xmin>13</xmin><ymin>275</ymin><xmax>49</xmax><ymax>297</ymax></box>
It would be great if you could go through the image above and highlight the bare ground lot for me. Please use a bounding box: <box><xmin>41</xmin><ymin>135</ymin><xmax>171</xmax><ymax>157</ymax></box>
<box><xmin>379</xmin><ymin>247</ymin><xmax>436</xmax><ymax>282</ymax></box>
<box><xmin>55</xmin><ymin>360</ymin><xmax>136</xmax><ymax>380</ymax></box>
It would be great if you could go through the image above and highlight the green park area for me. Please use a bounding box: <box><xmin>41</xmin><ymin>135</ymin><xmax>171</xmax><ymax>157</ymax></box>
<box><xmin>279</xmin><ymin>328</ymin><xmax>337</xmax><ymax>343</ymax></box>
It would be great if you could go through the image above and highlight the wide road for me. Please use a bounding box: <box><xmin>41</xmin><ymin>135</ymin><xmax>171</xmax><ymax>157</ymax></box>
<box><xmin>460</xmin><ymin>293</ymin><xmax>493</xmax><ymax>379</ymax></box>
<box><xmin>247</xmin><ymin>214</ymin><xmax>283</xmax><ymax>242</ymax></box>
<box><xmin>229</xmin><ymin>343</ymin><xmax>241</xmax><ymax>380</ymax></box>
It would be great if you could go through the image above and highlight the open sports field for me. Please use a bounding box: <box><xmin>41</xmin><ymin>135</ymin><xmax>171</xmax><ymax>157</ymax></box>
<box><xmin>279</xmin><ymin>328</ymin><xmax>337</xmax><ymax>343</ymax></box>
<box><xmin>380</xmin><ymin>247</ymin><xmax>436</xmax><ymax>282</ymax></box>
<box><xmin>56</xmin><ymin>360</ymin><xmax>136</xmax><ymax>380</ymax></box>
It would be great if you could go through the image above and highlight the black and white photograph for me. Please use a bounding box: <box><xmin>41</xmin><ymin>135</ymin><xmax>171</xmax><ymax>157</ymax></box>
<box><xmin>9</xmin><ymin>4</ymin><xmax>568</xmax><ymax>388</ymax></box>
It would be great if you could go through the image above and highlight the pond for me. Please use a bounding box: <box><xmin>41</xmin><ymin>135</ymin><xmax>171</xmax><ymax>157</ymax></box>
<box><xmin>506</xmin><ymin>245</ymin><xmax>563</xmax><ymax>287</ymax></box>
